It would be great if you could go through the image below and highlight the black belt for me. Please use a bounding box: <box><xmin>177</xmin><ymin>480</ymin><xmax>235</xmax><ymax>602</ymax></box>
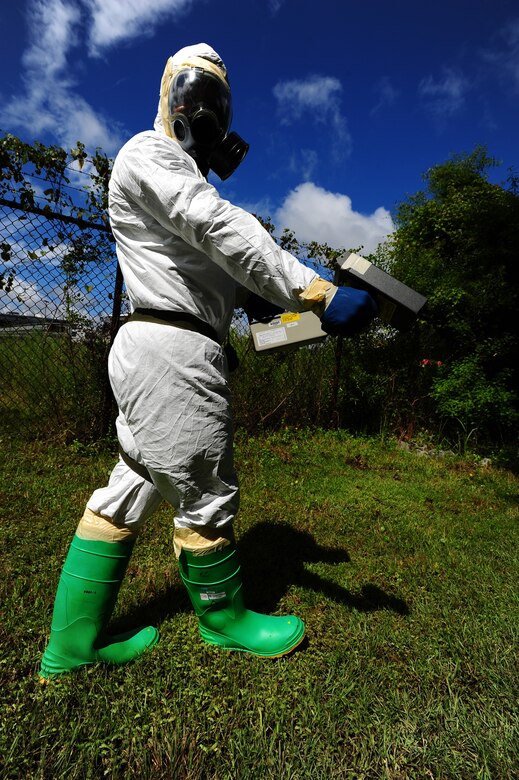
<box><xmin>119</xmin><ymin>446</ymin><xmax>153</xmax><ymax>483</ymax></box>
<box><xmin>133</xmin><ymin>308</ymin><xmax>219</xmax><ymax>344</ymax></box>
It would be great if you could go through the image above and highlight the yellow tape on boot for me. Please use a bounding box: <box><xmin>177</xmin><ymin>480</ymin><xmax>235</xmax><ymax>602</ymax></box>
<box><xmin>173</xmin><ymin>526</ymin><xmax>234</xmax><ymax>559</ymax></box>
<box><xmin>76</xmin><ymin>508</ymin><xmax>138</xmax><ymax>543</ymax></box>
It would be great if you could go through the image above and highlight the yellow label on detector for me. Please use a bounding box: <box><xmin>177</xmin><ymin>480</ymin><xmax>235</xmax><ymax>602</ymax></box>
<box><xmin>280</xmin><ymin>313</ymin><xmax>300</xmax><ymax>324</ymax></box>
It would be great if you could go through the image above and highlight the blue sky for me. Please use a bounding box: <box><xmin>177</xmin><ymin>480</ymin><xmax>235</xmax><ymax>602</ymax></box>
<box><xmin>1</xmin><ymin>0</ymin><xmax>518</xmax><ymax>255</ymax></box>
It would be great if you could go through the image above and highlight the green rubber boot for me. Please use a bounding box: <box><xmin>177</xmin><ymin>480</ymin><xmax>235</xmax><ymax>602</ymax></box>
<box><xmin>178</xmin><ymin>543</ymin><xmax>305</xmax><ymax>657</ymax></box>
<box><xmin>39</xmin><ymin>535</ymin><xmax>159</xmax><ymax>679</ymax></box>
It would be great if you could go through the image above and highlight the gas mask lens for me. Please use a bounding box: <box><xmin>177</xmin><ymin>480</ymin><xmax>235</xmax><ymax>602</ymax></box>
<box><xmin>190</xmin><ymin>109</ymin><xmax>224</xmax><ymax>146</ymax></box>
<box><xmin>169</xmin><ymin>69</ymin><xmax>231</xmax><ymax>148</ymax></box>
<box><xmin>168</xmin><ymin>67</ymin><xmax>249</xmax><ymax>179</ymax></box>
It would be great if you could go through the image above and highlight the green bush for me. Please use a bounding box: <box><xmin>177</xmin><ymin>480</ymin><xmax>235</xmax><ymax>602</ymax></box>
<box><xmin>431</xmin><ymin>356</ymin><xmax>518</xmax><ymax>443</ymax></box>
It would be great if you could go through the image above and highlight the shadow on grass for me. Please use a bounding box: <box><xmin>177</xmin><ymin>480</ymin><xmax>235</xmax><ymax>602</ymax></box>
<box><xmin>238</xmin><ymin>521</ymin><xmax>409</xmax><ymax>617</ymax></box>
<box><xmin>114</xmin><ymin>520</ymin><xmax>408</xmax><ymax>633</ymax></box>
<box><xmin>112</xmin><ymin>582</ymin><xmax>190</xmax><ymax>634</ymax></box>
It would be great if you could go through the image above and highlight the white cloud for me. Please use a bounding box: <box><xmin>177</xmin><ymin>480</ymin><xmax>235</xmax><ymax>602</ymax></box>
<box><xmin>83</xmin><ymin>0</ymin><xmax>196</xmax><ymax>55</ymax></box>
<box><xmin>418</xmin><ymin>68</ymin><xmax>470</xmax><ymax>117</ymax></box>
<box><xmin>0</xmin><ymin>277</ymin><xmax>48</xmax><ymax>315</ymax></box>
<box><xmin>0</xmin><ymin>0</ymin><xmax>124</xmax><ymax>153</ymax></box>
<box><xmin>274</xmin><ymin>74</ymin><xmax>343</xmax><ymax>123</ymax></box>
<box><xmin>287</xmin><ymin>148</ymin><xmax>319</xmax><ymax>182</ymax></box>
<box><xmin>0</xmin><ymin>0</ymin><xmax>200</xmax><ymax>154</ymax></box>
<box><xmin>268</xmin><ymin>0</ymin><xmax>285</xmax><ymax>13</ymax></box>
<box><xmin>23</xmin><ymin>0</ymin><xmax>80</xmax><ymax>78</ymax></box>
<box><xmin>370</xmin><ymin>76</ymin><xmax>398</xmax><ymax>116</ymax></box>
<box><xmin>273</xmin><ymin>75</ymin><xmax>351</xmax><ymax>156</ymax></box>
<box><xmin>2</xmin><ymin>81</ymin><xmax>124</xmax><ymax>155</ymax></box>
<box><xmin>482</xmin><ymin>16</ymin><xmax>519</xmax><ymax>92</ymax></box>
<box><xmin>501</xmin><ymin>17</ymin><xmax>519</xmax><ymax>88</ymax></box>
<box><xmin>275</xmin><ymin>182</ymin><xmax>394</xmax><ymax>255</ymax></box>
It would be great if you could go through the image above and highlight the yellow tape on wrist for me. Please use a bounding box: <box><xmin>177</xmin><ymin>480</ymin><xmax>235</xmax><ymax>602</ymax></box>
<box><xmin>298</xmin><ymin>277</ymin><xmax>337</xmax><ymax>315</ymax></box>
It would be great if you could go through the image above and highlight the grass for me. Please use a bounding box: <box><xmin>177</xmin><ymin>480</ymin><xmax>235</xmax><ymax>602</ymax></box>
<box><xmin>0</xmin><ymin>331</ymin><xmax>108</xmax><ymax>440</ymax></box>
<box><xmin>1</xmin><ymin>429</ymin><xmax>518</xmax><ymax>779</ymax></box>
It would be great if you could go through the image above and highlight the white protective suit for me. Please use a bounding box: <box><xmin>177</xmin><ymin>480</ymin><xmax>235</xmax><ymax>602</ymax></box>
<box><xmin>87</xmin><ymin>44</ymin><xmax>318</xmax><ymax>533</ymax></box>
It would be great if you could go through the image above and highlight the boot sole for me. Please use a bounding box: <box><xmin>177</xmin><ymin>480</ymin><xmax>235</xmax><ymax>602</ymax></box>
<box><xmin>39</xmin><ymin>627</ymin><xmax>160</xmax><ymax>681</ymax></box>
<box><xmin>199</xmin><ymin>624</ymin><xmax>306</xmax><ymax>658</ymax></box>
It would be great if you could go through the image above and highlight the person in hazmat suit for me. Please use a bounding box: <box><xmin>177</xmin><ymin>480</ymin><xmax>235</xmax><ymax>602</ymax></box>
<box><xmin>39</xmin><ymin>44</ymin><xmax>378</xmax><ymax>679</ymax></box>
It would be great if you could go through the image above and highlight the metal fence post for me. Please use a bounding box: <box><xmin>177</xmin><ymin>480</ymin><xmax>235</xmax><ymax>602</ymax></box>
<box><xmin>100</xmin><ymin>260</ymin><xmax>124</xmax><ymax>437</ymax></box>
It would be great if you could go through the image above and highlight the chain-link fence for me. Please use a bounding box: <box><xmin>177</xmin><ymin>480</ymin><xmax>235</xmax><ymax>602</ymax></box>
<box><xmin>0</xmin><ymin>197</ymin><xmax>124</xmax><ymax>439</ymax></box>
<box><xmin>1</xmin><ymin>196</ymin><xmax>344</xmax><ymax>441</ymax></box>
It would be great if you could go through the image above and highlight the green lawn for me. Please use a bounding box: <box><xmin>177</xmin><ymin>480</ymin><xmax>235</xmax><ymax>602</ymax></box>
<box><xmin>1</xmin><ymin>430</ymin><xmax>517</xmax><ymax>779</ymax></box>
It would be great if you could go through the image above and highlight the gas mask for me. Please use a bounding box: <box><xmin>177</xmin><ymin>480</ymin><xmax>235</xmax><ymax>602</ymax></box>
<box><xmin>167</xmin><ymin>66</ymin><xmax>249</xmax><ymax>180</ymax></box>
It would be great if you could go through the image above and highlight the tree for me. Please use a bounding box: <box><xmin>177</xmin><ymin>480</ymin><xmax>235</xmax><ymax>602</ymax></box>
<box><xmin>381</xmin><ymin>146</ymin><xmax>519</xmax><ymax>443</ymax></box>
